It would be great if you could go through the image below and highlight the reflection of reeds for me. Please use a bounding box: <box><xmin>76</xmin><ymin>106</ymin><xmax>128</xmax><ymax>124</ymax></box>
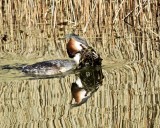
<box><xmin>0</xmin><ymin>0</ymin><xmax>159</xmax><ymax>60</ymax></box>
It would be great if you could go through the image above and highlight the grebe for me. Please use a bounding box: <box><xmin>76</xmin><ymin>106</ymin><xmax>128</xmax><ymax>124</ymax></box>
<box><xmin>22</xmin><ymin>34</ymin><xmax>102</xmax><ymax>76</ymax></box>
<box><xmin>22</xmin><ymin>34</ymin><xmax>89</xmax><ymax>76</ymax></box>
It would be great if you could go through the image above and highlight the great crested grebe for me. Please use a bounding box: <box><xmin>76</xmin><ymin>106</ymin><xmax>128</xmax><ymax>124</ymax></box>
<box><xmin>22</xmin><ymin>34</ymin><xmax>89</xmax><ymax>75</ymax></box>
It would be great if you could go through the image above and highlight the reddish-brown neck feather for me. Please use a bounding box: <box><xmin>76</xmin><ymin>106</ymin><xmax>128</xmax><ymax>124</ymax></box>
<box><xmin>67</xmin><ymin>38</ymin><xmax>79</xmax><ymax>53</ymax></box>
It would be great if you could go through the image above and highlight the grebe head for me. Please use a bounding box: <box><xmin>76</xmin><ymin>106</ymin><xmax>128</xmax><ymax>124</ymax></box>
<box><xmin>65</xmin><ymin>34</ymin><xmax>89</xmax><ymax>58</ymax></box>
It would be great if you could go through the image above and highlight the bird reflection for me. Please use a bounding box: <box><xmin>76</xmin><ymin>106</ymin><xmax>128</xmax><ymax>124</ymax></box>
<box><xmin>70</xmin><ymin>66</ymin><xmax>104</xmax><ymax>107</ymax></box>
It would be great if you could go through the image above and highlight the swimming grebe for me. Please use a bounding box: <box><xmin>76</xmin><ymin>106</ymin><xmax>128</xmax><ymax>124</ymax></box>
<box><xmin>22</xmin><ymin>34</ymin><xmax>88</xmax><ymax>76</ymax></box>
<box><xmin>22</xmin><ymin>34</ymin><xmax>102</xmax><ymax>76</ymax></box>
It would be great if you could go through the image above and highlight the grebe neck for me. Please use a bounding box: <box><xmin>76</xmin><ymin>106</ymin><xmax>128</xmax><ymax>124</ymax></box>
<box><xmin>73</xmin><ymin>53</ymin><xmax>81</xmax><ymax>65</ymax></box>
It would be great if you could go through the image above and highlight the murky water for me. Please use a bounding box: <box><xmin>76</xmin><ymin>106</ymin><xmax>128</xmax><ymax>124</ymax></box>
<box><xmin>1</xmin><ymin>0</ymin><xmax>160</xmax><ymax>127</ymax></box>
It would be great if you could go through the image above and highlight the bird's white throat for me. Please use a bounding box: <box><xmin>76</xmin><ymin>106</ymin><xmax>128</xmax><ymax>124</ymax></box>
<box><xmin>73</xmin><ymin>53</ymin><xmax>81</xmax><ymax>65</ymax></box>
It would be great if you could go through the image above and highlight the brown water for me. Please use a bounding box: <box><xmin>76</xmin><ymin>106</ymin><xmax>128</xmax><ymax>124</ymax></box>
<box><xmin>0</xmin><ymin>0</ymin><xmax>160</xmax><ymax>127</ymax></box>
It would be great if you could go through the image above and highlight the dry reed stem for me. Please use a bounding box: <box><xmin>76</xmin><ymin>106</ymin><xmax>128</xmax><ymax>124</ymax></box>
<box><xmin>83</xmin><ymin>0</ymin><xmax>97</xmax><ymax>33</ymax></box>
